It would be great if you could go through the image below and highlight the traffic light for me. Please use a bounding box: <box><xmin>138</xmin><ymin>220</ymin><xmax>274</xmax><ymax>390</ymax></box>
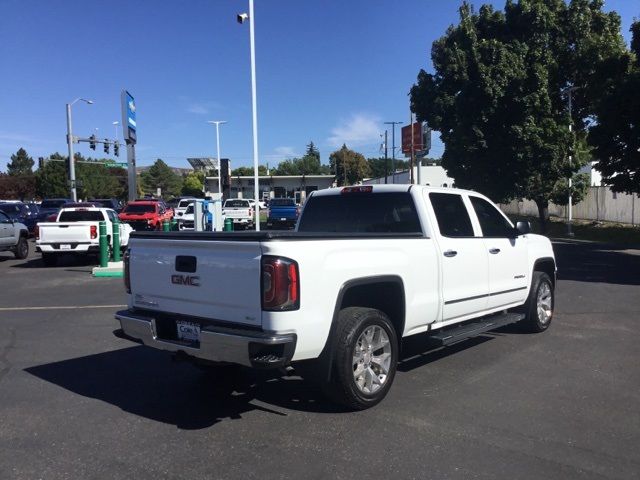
<box><xmin>114</xmin><ymin>141</ymin><xmax>120</xmax><ymax>157</ymax></box>
<box><xmin>104</xmin><ymin>139</ymin><xmax>109</xmax><ymax>154</ymax></box>
<box><xmin>89</xmin><ymin>134</ymin><xmax>96</xmax><ymax>150</ymax></box>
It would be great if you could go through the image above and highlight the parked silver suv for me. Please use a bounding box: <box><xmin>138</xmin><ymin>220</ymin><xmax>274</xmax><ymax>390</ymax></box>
<box><xmin>0</xmin><ymin>210</ymin><xmax>29</xmax><ymax>259</ymax></box>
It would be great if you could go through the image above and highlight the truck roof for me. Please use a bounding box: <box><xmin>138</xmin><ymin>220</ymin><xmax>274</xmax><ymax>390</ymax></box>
<box><xmin>311</xmin><ymin>184</ymin><xmax>475</xmax><ymax>197</ymax></box>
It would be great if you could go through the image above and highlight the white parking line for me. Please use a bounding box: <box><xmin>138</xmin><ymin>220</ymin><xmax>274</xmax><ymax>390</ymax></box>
<box><xmin>0</xmin><ymin>305</ymin><xmax>126</xmax><ymax>312</ymax></box>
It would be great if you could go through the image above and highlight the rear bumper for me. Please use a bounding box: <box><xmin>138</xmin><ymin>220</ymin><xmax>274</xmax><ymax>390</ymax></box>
<box><xmin>36</xmin><ymin>243</ymin><xmax>97</xmax><ymax>253</ymax></box>
<box><xmin>114</xmin><ymin>309</ymin><xmax>296</xmax><ymax>369</ymax></box>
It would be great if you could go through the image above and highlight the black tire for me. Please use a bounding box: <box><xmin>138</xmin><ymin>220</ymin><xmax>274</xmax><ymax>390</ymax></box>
<box><xmin>14</xmin><ymin>236</ymin><xmax>29</xmax><ymax>259</ymax></box>
<box><xmin>324</xmin><ymin>307</ymin><xmax>398</xmax><ymax>410</ymax></box>
<box><xmin>42</xmin><ymin>253</ymin><xmax>57</xmax><ymax>267</ymax></box>
<box><xmin>518</xmin><ymin>272</ymin><xmax>554</xmax><ymax>333</ymax></box>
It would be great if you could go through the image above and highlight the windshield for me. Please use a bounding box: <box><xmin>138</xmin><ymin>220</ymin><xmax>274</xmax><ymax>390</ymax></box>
<box><xmin>58</xmin><ymin>211</ymin><xmax>105</xmax><ymax>222</ymax></box>
<box><xmin>40</xmin><ymin>200</ymin><xmax>68</xmax><ymax>209</ymax></box>
<box><xmin>123</xmin><ymin>204</ymin><xmax>155</xmax><ymax>213</ymax></box>
<box><xmin>185</xmin><ymin>205</ymin><xmax>194</xmax><ymax>214</ymax></box>
<box><xmin>270</xmin><ymin>198</ymin><xmax>296</xmax><ymax>206</ymax></box>
<box><xmin>224</xmin><ymin>200</ymin><xmax>250</xmax><ymax>208</ymax></box>
<box><xmin>298</xmin><ymin>193</ymin><xmax>422</xmax><ymax>233</ymax></box>
<box><xmin>0</xmin><ymin>204</ymin><xmax>20</xmax><ymax>215</ymax></box>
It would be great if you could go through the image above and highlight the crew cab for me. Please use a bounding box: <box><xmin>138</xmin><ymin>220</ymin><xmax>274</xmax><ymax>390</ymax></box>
<box><xmin>119</xmin><ymin>201</ymin><xmax>173</xmax><ymax>231</ymax></box>
<box><xmin>36</xmin><ymin>207</ymin><xmax>133</xmax><ymax>266</ymax></box>
<box><xmin>222</xmin><ymin>199</ymin><xmax>254</xmax><ymax>229</ymax></box>
<box><xmin>115</xmin><ymin>185</ymin><xmax>556</xmax><ymax>410</ymax></box>
<box><xmin>0</xmin><ymin>210</ymin><xmax>29</xmax><ymax>259</ymax></box>
<box><xmin>266</xmin><ymin>198</ymin><xmax>299</xmax><ymax>229</ymax></box>
<box><xmin>174</xmin><ymin>198</ymin><xmax>197</xmax><ymax>219</ymax></box>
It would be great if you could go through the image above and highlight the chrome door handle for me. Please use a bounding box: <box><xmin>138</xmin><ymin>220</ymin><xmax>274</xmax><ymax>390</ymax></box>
<box><xmin>443</xmin><ymin>250</ymin><xmax>457</xmax><ymax>257</ymax></box>
<box><xmin>489</xmin><ymin>248</ymin><xmax>501</xmax><ymax>254</ymax></box>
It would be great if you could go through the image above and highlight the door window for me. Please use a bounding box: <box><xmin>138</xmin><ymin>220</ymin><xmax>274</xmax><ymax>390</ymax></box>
<box><xmin>0</xmin><ymin>211</ymin><xmax>10</xmax><ymax>223</ymax></box>
<box><xmin>469</xmin><ymin>196</ymin><xmax>514</xmax><ymax>237</ymax></box>
<box><xmin>429</xmin><ymin>193</ymin><xmax>474</xmax><ymax>237</ymax></box>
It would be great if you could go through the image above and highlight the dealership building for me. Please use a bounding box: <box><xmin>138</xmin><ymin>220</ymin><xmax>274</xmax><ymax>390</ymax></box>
<box><xmin>204</xmin><ymin>174</ymin><xmax>336</xmax><ymax>202</ymax></box>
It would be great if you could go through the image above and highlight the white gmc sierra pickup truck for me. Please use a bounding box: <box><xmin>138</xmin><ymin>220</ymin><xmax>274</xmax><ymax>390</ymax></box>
<box><xmin>115</xmin><ymin>185</ymin><xmax>556</xmax><ymax>409</ymax></box>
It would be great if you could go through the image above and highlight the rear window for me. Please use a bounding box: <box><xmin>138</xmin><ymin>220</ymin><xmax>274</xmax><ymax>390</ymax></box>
<box><xmin>178</xmin><ymin>200</ymin><xmax>194</xmax><ymax>208</ymax></box>
<box><xmin>224</xmin><ymin>200</ymin><xmax>250</xmax><ymax>208</ymax></box>
<box><xmin>123</xmin><ymin>204</ymin><xmax>155</xmax><ymax>213</ymax></box>
<box><xmin>270</xmin><ymin>198</ymin><xmax>296</xmax><ymax>207</ymax></box>
<box><xmin>58</xmin><ymin>211</ymin><xmax>105</xmax><ymax>222</ymax></box>
<box><xmin>297</xmin><ymin>192</ymin><xmax>422</xmax><ymax>233</ymax></box>
<box><xmin>41</xmin><ymin>200</ymin><xmax>67</xmax><ymax>209</ymax></box>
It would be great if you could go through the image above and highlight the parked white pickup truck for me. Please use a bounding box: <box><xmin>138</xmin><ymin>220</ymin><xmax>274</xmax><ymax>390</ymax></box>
<box><xmin>222</xmin><ymin>199</ymin><xmax>255</xmax><ymax>229</ymax></box>
<box><xmin>36</xmin><ymin>207</ymin><xmax>133</xmax><ymax>267</ymax></box>
<box><xmin>115</xmin><ymin>185</ymin><xmax>556</xmax><ymax>409</ymax></box>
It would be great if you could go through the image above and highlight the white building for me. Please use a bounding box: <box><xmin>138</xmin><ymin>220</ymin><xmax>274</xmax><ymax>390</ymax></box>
<box><xmin>363</xmin><ymin>163</ymin><xmax>454</xmax><ymax>187</ymax></box>
<box><xmin>205</xmin><ymin>175</ymin><xmax>336</xmax><ymax>202</ymax></box>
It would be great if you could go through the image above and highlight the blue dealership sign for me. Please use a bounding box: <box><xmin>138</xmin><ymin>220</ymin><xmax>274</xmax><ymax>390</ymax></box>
<box><xmin>121</xmin><ymin>90</ymin><xmax>137</xmax><ymax>145</ymax></box>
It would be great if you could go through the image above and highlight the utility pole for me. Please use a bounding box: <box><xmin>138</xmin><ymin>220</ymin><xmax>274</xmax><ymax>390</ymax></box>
<box><xmin>384</xmin><ymin>130</ymin><xmax>388</xmax><ymax>184</ymax></box>
<box><xmin>384</xmin><ymin>121</ymin><xmax>403</xmax><ymax>183</ymax></box>
<box><xmin>410</xmin><ymin>111</ymin><xmax>415</xmax><ymax>185</ymax></box>
<box><xmin>565</xmin><ymin>86</ymin><xmax>578</xmax><ymax>237</ymax></box>
<box><xmin>65</xmin><ymin>98</ymin><xmax>93</xmax><ymax>201</ymax></box>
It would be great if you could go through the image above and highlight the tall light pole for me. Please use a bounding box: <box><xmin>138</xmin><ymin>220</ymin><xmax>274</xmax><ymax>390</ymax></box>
<box><xmin>238</xmin><ymin>1</ymin><xmax>261</xmax><ymax>230</ymax></box>
<box><xmin>384</xmin><ymin>121</ymin><xmax>403</xmax><ymax>183</ymax></box>
<box><xmin>113</xmin><ymin>121</ymin><xmax>120</xmax><ymax>140</ymax></box>
<box><xmin>207</xmin><ymin>120</ymin><xmax>227</xmax><ymax>198</ymax></box>
<box><xmin>564</xmin><ymin>86</ymin><xmax>578</xmax><ymax>237</ymax></box>
<box><xmin>66</xmin><ymin>97</ymin><xmax>93</xmax><ymax>201</ymax></box>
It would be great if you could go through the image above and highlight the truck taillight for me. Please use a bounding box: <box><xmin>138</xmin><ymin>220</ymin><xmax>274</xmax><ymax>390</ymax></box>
<box><xmin>124</xmin><ymin>249</ymin><xmax>131</xmax><ymax>294</ymax></box>
<box><xmin>35</xmin><ymin>225</ymin><xmax>40</xmax><ymax>240</ymax></box>
<box><xmin>90</xmin><ymin>225</ymin><xmax>97</xmax><ymax>239</ymax></box>
<box><xmin>261</xmin><ymin>256</ymin><xmax>299</xmax><ymax>311</ymax></box>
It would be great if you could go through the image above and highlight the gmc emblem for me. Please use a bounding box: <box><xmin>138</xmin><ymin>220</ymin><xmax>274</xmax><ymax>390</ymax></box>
<box><xmin>171</xmin><ymin>274</ymin><xmax>200</xmax><ymax>287</ymax></box>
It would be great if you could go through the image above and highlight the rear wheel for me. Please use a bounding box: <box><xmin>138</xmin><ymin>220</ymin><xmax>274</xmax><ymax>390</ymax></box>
<box><xmin>518</xmin><ymin>272</ymin><xmax>554</xmax><ymax>332</ymax></box>
<box><xmin>14</xmin><ymin>236</ymin><xmax>29</xmax><ymax>259</ymax></box>
<box><xmin>324</xmin><ymin>307</ymin><xmax>398</xmax><ymax>410</ymax></box>
<box><xmin>42</xmin><ymin>253</ymin><xmax>57</xmax><ymax>267</ymax></box>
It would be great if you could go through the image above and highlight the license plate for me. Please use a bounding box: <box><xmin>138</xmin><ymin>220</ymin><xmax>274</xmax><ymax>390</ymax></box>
<box><xmin>60</xmin><ymin>244</ymin><xmax>71</xmax><ymax>250</ymax></box>
<box><xmin>280</xmin><ymin>218</ymin><xmax>287</xmax><ymax>221</ymax></box>
<box><xmin>176</xmin><ymin>321</ymin><xmax>200</xmax><ymax>343</ymax></box>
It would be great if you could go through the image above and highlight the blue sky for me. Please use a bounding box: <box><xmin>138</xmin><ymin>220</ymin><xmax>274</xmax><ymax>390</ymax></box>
<box><xmin>0</xmin><ymin>0</ymin><xmax>637</xmax><ymax>171</ymax></box>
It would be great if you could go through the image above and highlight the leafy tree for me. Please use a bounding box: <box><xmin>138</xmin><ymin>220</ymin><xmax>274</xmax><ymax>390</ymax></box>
<box><xmin>140</xmin><ymin>159</ymin><xmax>183</xmax><ymax>197</ymax></box>
<box><xmin>589</xmin><ymin>20</ymin><xmax>640</xmax><ymax>194</ymax></box>
<box><xmin>76</xmin><ymin>162</ymin><xmax>123</xmax><ymax>199</ymax></box>
<box><xmin>366</xmin><ymin>157</ymin><xmax>412</xmax><ymax>179</ymax></box>
<box><xmin>7</xmin><ymin>148</ymin><xmax>34</xmax><ymax>176</ymax></box>
<box><xmin>182</xmin><ymin>171</ymin><xmax>205</xmax><ymax>196</ymax></box>
<box><xmin>272</xmin><ymin>142</ymin><xmax>330</xmax><ymax>176</ymax></box>
<box><xmin>231</xmin><ymin>165</ymin><xmax>268</xmax><ymax>176</ymax></box>
<box><xmin>410</xmin><ymin>0</ymin><xmax>626</xmax><ymax>232</ymax></box>
<box><xmin>0</xmin><ymin>173</ymin><xmax>36</xmax><ymax>200</ymax></box>
<box><xmin>329</xmin><ymin>145</ymin><xmax>370</xmax><ymax>186</ymax></box>
<box><xmin>35</xmin><ymin>155</ymin><xmax>69</xmax><ymax>198</ymax></box>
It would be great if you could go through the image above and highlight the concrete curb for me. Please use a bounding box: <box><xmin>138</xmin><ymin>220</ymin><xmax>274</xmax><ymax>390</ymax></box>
<box><xmin>92</xmin><ymin>261</ymin><xmax>124</xmax><ymax>278</ymax></box>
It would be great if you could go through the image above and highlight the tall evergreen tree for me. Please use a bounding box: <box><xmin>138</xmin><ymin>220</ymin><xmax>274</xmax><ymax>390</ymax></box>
<box><xmin>329</xmin><ymin>145</ymin><xmax>370</xmax><ymax>186</ymax></box>
<box><xmin>140</xmin><ymin>159</ymin><xmax>183</xmax><ymax>197</ymax></box>
<box><xmin>7</xmin><ymin>148</ymin><xmax>34</xmax><ymax>176</ymax></box>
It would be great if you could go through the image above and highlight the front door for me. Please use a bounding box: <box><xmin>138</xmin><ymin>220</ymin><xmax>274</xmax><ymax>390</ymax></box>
<box><xmin>427</xmin><ymin>191</ymin><xmax>490</xmax><ymax>322</ymax></box>
<box><xmin>468</xmin><ymin>195</ymin><xmax>529</xmax><ymax>309</ymax></box>
<box><xmin>0</xmin><ymin>212</ymin><xmax>13</xmax><ymax>247</ymax></box>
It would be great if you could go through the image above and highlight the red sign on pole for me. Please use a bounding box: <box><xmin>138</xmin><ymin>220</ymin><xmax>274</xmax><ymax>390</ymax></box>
<box><xmin>401</xmin><ymin>122</ymin><xmax>423</xmax><ymax>155</ymax></box>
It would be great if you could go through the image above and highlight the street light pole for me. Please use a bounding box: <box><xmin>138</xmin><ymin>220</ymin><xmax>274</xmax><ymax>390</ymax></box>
<box><xmin>565</xmin><ymin>86</ymin><xmax>578</xmax><ymax>237</ymax></box>
<box><xmin>207</xmin><ymin>120</ymin><xmax>227</xmax><ymax>198</ymax></box>
<box><xmin>384</xmin><ymin>121</ymin><xmax>403</xmax><ymax>183</ymax></box>
<box><xmin>65</xmin><ymin>98</ymin><xmax>93</xmax><ymax>201</ymax></box>
<box><xmin>113</xmin><ymin>121</ymin><xmax>120</xmax><ymax>140</ymax></box>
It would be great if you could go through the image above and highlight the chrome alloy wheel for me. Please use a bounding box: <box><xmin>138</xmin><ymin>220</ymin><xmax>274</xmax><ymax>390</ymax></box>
<box><xmin>537</xmin><ymin>282</ymin><xmax>553</xmax><ymax>324</ymax></box>
<box><xmin>352</xmin><ymin>325</ymin><xmax>392</xmax><ymax>394</ymax></box>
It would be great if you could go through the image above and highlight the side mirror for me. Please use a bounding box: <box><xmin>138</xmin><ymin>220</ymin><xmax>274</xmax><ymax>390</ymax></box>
<box><xmin>516</xmin><ymin>221</ymin><xmax>531</xmax><ymax>235</ymax></box>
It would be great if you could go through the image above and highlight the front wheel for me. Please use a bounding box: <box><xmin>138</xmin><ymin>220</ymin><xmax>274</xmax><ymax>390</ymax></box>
<box><xmin>14</xmin><ymin>236</ymin><xmax>29</xmax><ymax>259</ymax></box>
<box><xmin>518</xmin><ymin>272</ymin><xmax>554</xmax><ymax>333</ymax></box>
<box><xmin>325</xmin><ymin>307</ymin><xmax>398</xmax><ymax>410</ymax></box>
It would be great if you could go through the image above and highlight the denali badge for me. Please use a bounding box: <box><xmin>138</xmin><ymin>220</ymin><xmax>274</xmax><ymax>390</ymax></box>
<box><xmin>171</xmin><ymin>274</ymin><xmax>200</xmax><ymax>286</ymax></box>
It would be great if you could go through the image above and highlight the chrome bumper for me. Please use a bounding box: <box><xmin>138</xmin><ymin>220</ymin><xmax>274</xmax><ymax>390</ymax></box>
<box><xmin>115</xmin><ymin>310</ymin><xmax>296</xmax><ymax>368</ymax></box>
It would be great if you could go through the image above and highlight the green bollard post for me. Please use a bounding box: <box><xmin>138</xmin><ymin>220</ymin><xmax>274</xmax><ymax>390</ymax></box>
<box><xmin>224</xmin><ymin>218</ymin><xmax>234</xmax><ymax>231</ymax></box>
<box><xmin>162</xmin><ymin>220</ymin><xmax>170</xmax><ymax>232</ymax></box>
<box><xmin>112</xmin><ymin>219</ymin><xmax>121</xmax><ymax>262</ymax></box>
<box><xmin>99</xmin><ymin>221</ymin><xmax>108</xmax><ymax>267</ymax></box>
<box><xmin>170</xmin><ymin>218</ymin><xmax>178</xmax><ymax>231</ymax></box>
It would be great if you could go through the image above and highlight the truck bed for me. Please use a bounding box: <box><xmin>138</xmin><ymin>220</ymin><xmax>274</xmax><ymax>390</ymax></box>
<box><xmin>130</xmin><ymin>231</ymin><xmax>424</xmax><ymax>241</ymax></box>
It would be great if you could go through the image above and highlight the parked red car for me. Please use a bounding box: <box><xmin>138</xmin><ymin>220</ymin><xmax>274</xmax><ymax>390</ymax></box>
<box><xmin>118</xmin><ymin>201</ymin><xmax>173</xmax><ymax>231</ymax></box>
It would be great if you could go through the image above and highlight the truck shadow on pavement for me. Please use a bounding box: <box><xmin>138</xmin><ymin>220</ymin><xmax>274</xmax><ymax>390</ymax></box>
<box><xmin>553</xmin><ymin>241</ymin><xmax>640</xmax><ymax>285</ymax></box>
<box><xmin>25</xmin><ymin>345</ymin><xmax>346</xmax><ymax>429</ymax></box>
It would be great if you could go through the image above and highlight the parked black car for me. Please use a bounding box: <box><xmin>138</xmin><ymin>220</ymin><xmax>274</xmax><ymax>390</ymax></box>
<box><xmin>0</xmin><ymin>202</ymin><xmax>39</xmax><ymax>233</ymax></box>
<box><xmin>89</xmin><ymin>198</ymin><xmax>123</xmax><ymax>213</ymax></box>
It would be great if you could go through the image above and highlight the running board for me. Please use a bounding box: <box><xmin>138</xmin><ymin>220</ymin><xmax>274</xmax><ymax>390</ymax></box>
<box><xmin>428</xmin><ymin>312</ymin><xmax>525</xmax><ymax>347</ymax></box>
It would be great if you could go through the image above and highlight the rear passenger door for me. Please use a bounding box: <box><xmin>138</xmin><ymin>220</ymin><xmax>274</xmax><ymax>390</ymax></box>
<box><xmin>427</xmin><ymin>191</ymin><xmax>489</xmax><ymax>322</ymax></box>
<box><xmin>0</xmin><ymin>212</ymin><xmax>12</xmax><ymax>247</ymax></box>
<box><xmin>468</xmin><ymin>196</ymin><xmax>529</xmax><ymax>309</ymax></box>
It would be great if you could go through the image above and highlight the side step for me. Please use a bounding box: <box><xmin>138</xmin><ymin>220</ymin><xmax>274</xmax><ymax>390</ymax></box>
<box><xmin>428</xmin><ymin>312</ymin><xmax>525</xmax><ymax>347</ymax></box>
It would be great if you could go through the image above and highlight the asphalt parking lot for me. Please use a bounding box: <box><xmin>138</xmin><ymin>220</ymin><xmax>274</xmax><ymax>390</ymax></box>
<box><xmin>0</xmin><ymin>240</ymin><xmax>639</xmax><ymax>480</ymax></box>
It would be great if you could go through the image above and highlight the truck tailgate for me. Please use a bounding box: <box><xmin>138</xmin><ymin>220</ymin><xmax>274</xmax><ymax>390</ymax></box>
<box><xmin>224</xmin><ymin>207</ymin><xmax>251</xmax><ymax>219</ymax></box>
<box><xmin>128</xmin><ymin>237</ymin><xmax>263</xmax><ymax>327</ymax></box>
<box><xmin>38</xmin><ymin>222</ymin><xmax>95</xmax><ymax>243</ymax></box>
